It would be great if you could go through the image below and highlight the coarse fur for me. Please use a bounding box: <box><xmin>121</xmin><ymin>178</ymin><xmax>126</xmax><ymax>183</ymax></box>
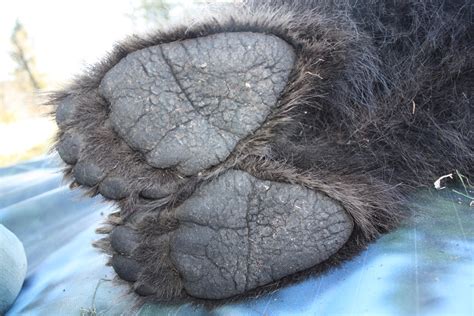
<box><xmin>49</xmin><ymin>0</ymin><xmax>473</xmax><ymax>308</ymax></box>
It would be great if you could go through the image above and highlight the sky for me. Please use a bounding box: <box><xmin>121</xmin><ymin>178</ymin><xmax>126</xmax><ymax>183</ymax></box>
<box><xmin>0</xmin><ymin>0</ymin><xmax>196</xmax><ymax>84</ymax></box>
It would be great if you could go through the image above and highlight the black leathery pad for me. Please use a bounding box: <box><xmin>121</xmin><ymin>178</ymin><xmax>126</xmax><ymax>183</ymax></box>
<box><xmin>111</xmin><ymin>255</ymin><xmax>141</xmax><ymax>282</ymax></box>
<box><xmin>73</xmin><ymin>160</ymin><xmax>105</xmax><ymax>187</ymax></box>
<box><xmin>56</xmin><ymin>133</ymin><xmax>82</xmax><ymax>164</ymax></box>
<box><xmin>109</xmin><ymin>226</ymin><xmax>139</xmax><ymax>256</ymax></box>
<box><xmin>99</xmin><ymin>32</ymin><xmax>295</xmax><ymax>175</ymax></box>
<box><xmin>170</xmin><ymin>170</ymin><xmax>353</xmax><ymax>299</ymax></box>
<box><xmin>99</xmin><ymin>177</ymin><xmax>129</xmax><ymax>200</ymax></box>
<box><xmin>109</xmin><ymin>170</ymin><xmax>353</xmax><ymax>300</ymax></box>
<box><xmin>55</xmin><ymin>96</ymin><xmax>78</xmax><ymax>127</ymax></box>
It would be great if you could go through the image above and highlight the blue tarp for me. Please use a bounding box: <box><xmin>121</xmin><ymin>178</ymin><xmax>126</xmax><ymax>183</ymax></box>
<box><xmin>1</xmin><ymin>156</ymin><xmax>473</xmax><ymax>315</ymax></box>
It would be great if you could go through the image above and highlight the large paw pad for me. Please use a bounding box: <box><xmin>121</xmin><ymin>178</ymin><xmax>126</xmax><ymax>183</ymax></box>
<box><xmin>109</xmin><ymin>170</ymin><xmax>353</xmax><ymax>300</ymax></box>
<box><xmin>100</xmin><ymin>32</ymin><xmax>294</xmax><ymax>175</ymax></box>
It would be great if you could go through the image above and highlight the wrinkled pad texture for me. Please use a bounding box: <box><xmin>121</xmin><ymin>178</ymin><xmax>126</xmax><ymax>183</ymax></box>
<box><xmin>170</xmin><ymin>170</ymin><xmax>352</xmax><ymax>299</ymax></box>
<box><xmin>99</xmin><ymin>32</ymin><xmax>294</xmax><ymax>175</ymax></box>
<box><xmin>1</xmin><ymin>156</ymin><xmax>473</xmax><ymax>315</ymax></box>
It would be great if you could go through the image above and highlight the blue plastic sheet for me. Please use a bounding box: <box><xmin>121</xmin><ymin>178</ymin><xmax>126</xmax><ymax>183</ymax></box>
<box><xmin>1</xmin><ymin>156</ymin><xmax>473</xmax><ymax>315</ymax></box>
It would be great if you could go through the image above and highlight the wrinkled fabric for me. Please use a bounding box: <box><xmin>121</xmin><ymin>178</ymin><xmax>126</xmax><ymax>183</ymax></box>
<box><xmin>0</xmin><ymin>156</ymin><xmax>473</xmax><ymax>316</ymax></box>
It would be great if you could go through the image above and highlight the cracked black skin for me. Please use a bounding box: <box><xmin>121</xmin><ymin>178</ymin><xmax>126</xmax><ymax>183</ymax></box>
<box><xmin>52</xmin><ymin>0</ymin><xmax>473</xmax><ymax>308</ymax></box>
<box><xmin>99</xmin><ymin>32</ymin><xmax>294</xmax><ymax>175</ymax></box>
<box><xmin>170</xmin><ymin>171</ymin><xmax>352</xmax><ymax>299</ymax></box>
<box><xmin>109</xmin><ymin>171</ymin><xmax>352</xmax><ymax>300</ymax></box>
